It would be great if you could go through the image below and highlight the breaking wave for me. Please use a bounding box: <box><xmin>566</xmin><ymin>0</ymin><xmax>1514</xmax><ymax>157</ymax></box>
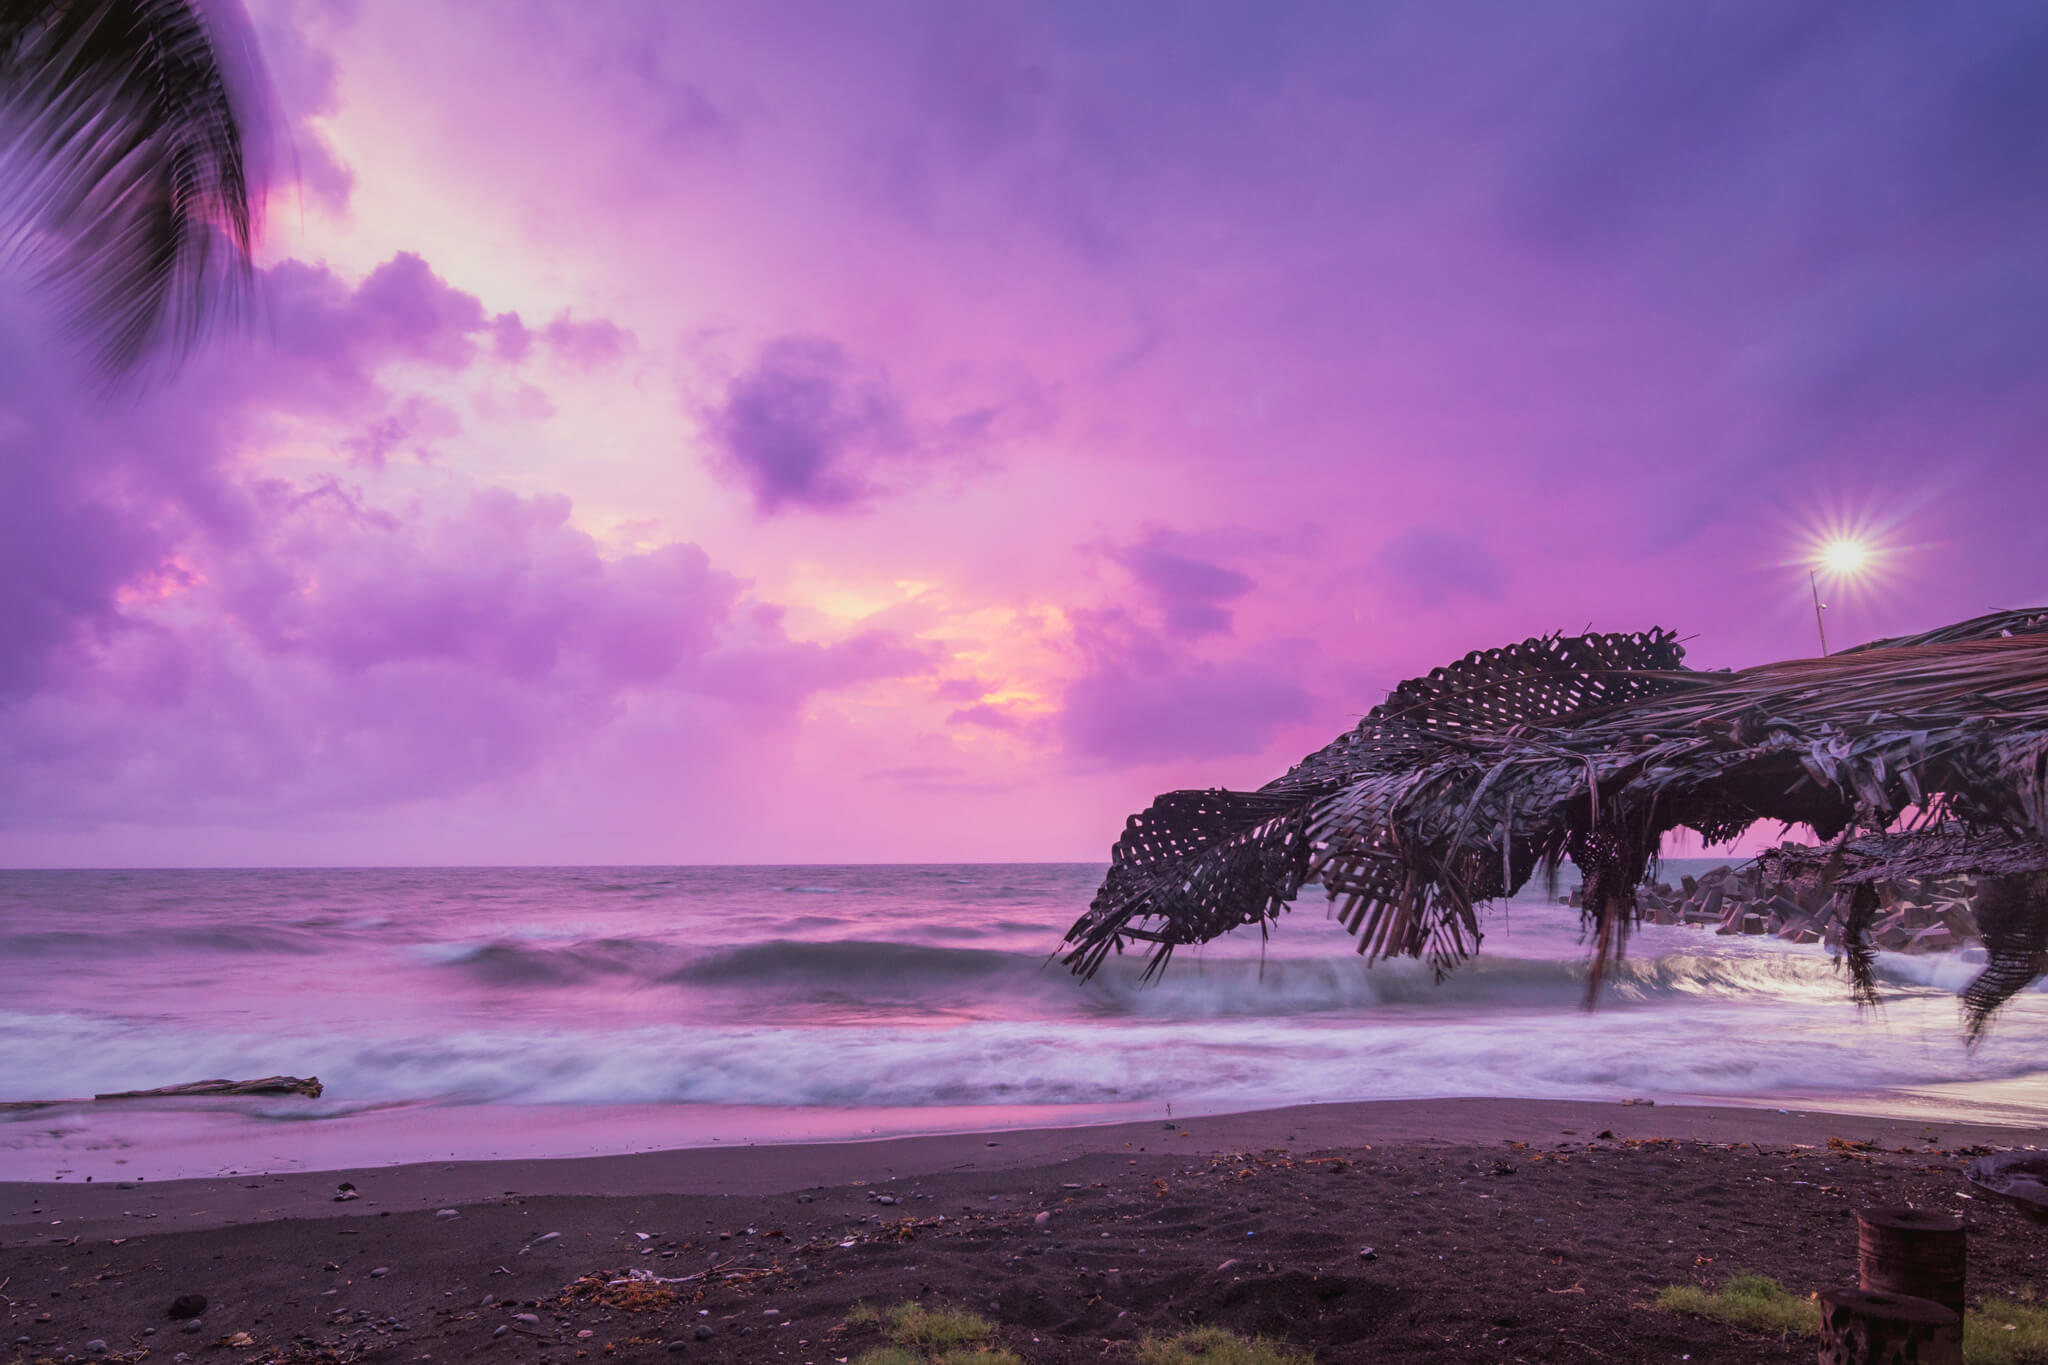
<box><xmin>404</xmin><ymin>932</ymin><xmax>2021</xmax><ymax>1021</ymax></box>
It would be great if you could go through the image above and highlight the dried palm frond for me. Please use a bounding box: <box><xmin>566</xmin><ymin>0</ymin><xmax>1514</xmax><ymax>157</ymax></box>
<box><xmin>1064</xmin><ymin>609</ymin><xmax>2048</xmax><ymax>1033</ymax></box>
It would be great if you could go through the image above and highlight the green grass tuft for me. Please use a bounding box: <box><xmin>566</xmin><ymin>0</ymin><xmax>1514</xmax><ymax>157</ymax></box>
<box><xmin>883</xmin><ymin>1301</ymin><xmax>1000</xmax><ymax>1351</ymax></box>
<box><xmin>1136</xmin><ymin>1325</ymin><xmax>1315</xmax><ymax>1365</ymax></box>
<box><xmin>1965</xmin><ymin>1293</ymin><xmax>2048</xmax><ymax>1365</ymax></box>
<box><xmin>848</xmin><ymin>1301</ymin><xmax>1017</xmax><ymax>1365</ymax></box>
<box><xmin>851</xmin><ymin>1349</ymin><xmax>921</xmax><ymax>1365</ymax></box>
<box><xmin>1653</xmin><ymin>1273</ymin><xmax>1820</xmax><ymax>1337</ymax></box>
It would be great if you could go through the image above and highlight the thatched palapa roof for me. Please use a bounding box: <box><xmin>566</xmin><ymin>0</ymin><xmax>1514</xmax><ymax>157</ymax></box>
<box><xmin>1061</xmin><ymin>608</ymin><xmax>2048</xmax><ymax>1032</ymax></box>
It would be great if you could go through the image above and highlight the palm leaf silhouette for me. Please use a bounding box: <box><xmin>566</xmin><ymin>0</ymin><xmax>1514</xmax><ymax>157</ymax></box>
<box><xmin>1</xmin><ymin>0</ymin><xmax>264</xmax><ymax>379</ymax></box>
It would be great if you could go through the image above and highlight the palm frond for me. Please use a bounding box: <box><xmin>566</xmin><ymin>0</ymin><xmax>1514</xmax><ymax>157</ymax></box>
<box><xmin>0</xmin><ymin>0</ymin><xmax>265</xmax><ymax>379</ymax></box>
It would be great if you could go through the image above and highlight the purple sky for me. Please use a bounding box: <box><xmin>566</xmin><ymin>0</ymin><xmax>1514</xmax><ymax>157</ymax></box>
<box><xmin>2</xmin><ymin>0</ymin><xmax>2044</xmax><ymax>866</ymax></box>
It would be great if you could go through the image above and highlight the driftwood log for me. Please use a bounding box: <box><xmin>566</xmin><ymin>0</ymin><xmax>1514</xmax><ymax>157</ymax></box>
<box><xmin>3</xmin><ymin>1075</ymin><xmax>324</xmax><ymax>1109</ymax></box>
<box><xmin>1857</xmin><ymin>1207</ymin><xmax>1966</xmax><ymax>1319</ymax></box>
<box><xmin>1817</xmin><ymin>1288</ymin><xmax>1961</xmax><ymax>1365</ymax></box>
<box><xmin>1063</xmin><ymin>607</ymin><xmax>2048</xmax><ymax>1033</ymax></box>
<box><xmin>94</xmin><ymin>1076</ymin><xmax>322</xmax><ymax>1099</ymax></box>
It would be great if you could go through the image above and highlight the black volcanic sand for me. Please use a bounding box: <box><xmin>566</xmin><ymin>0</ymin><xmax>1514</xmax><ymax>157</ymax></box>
<box><xmin>3</xmin><ymin>1100</ymin><xmax>2044</xmax><ymax>1364</ymax></box>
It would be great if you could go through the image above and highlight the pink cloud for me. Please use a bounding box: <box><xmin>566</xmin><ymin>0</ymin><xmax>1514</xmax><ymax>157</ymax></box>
<box><xmin>704</xmin><ymin>334</ymin><xmax>915</xmax><ymax>514</ymax></box>
<box><xmin>542</xmin><ymin>314</ymin><xmax>634</xmax><ymax>369</ymax></box>
<box><xmin>0</xmin><ymin>249</ymin><xmax>929</xmax><ymax>831</ymax></box>
<box><xmin>1107</xmin><ymin>528</ymin><xmax>1256</xmax><ymax>639</ymax></box>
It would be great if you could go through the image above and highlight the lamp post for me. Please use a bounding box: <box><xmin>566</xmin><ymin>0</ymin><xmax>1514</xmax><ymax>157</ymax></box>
<box><xmin>1811</xmin><ymin>539</ymin><xmax>1871</xmax><ymax>656</ymax></box>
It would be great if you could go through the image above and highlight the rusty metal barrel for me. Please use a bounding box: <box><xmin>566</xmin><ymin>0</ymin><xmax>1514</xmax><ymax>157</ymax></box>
<box><xmin>1856</xmin><ymin>1206</ymin><xmax>1966</xmax><ymax>1319</ymax></box>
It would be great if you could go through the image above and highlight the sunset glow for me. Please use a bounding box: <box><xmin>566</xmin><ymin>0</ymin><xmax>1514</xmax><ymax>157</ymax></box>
<box><xmin>1818</xmin><ymin>539</ymin><xmax>1872</xmax><ymax>578</ymax></box>
<box><xmin>0</xmin><ymin>2</ymin><xmax>2041</xmax><ymax>868</ymax></box>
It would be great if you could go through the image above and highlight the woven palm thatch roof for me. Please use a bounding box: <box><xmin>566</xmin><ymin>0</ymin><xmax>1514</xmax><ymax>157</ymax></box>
<box><xmin>1062</xmin><ymin>608</ymin><xmax>2048</xmax><ymax>1031</ymax></box>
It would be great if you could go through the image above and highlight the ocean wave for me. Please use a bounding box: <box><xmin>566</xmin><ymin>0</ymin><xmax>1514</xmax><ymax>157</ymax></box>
<box><xmin>7</xmin><ymin>1000</ymin><xmax>2043</xmax><ymax>1113</ymax></box>
<box><xmin>393</xmin><ymin>928</ymin><xmax>2038</xmax><ymax>1023</ymax></box>
<box><xmin>0</xmin><ymin>924</ymin><xmax>331</xmax><ymax>958</ymax></box>
<box><xmin>416</xmin><ymin>936</ymin><xmax>693</xmax><ymax>985</ymax></box>
<box><xmin>652</xmin><ymin>936</ymin><xmax>1979</xmax><ymax>1018</ymax></box>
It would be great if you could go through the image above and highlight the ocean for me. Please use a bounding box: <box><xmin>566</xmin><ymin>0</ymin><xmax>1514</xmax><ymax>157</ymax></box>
<box><xmin>3</xmin><ymin>861</ymin><xmax>2045</xmax><ymax>1180</ymax></box>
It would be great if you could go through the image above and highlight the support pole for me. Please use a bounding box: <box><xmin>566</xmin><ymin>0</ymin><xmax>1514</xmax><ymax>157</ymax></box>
<box><xmin>1811</xmin><ymin>569</ymin><xmax>1830</xmax><ymax>656</ymax></box>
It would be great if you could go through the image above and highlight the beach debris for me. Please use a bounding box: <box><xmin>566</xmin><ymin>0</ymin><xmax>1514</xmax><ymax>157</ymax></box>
<box><xmin>1215</xmin><ymin>1259</ymin><xmax>1239</xmax><ymax>1273</ymax></box>
<box><xmin>96</xmin><ymin>1076</ymin><xmax>322</xmax><ymax>1100</ymax></box>
<box><xmin>1034</xmin><ymin>1211</ymin><xmax>1052</xmax><ymax>1226</ymax></box>
<box><xmin>215</xmin><ymin>1332</ymin><xmax>255</xmax><ymax>1348</ymax></box>
<box><xmin>435</xmin><ymin>1208</ymin><xmax>460</xmax><ymax>1218</ymax></box>
<box><xmin>1357</xmin><ymin>1247</ymin><xmax>1377</xmax><ymax>1262</ymax></box>
<box><xmin>332</xmin><ymin>1190</ymin><xmax>358</xmax><ymax>1202</ymax></box>
<box><xmin>555</xmin><ymin>1269</ymin><xmax>698</xmax><ymax>1312</ymax></box>
<box><xmin>166</xmin><ymin>1295</ymin><xmax>207</xmax><ymax>1320</ymax></box>
<box><xmin>1964</xmin><ymin>1151</ymin><xmax>2048</xmax><ymax>1223</ymax></box>
<box><xmin>86</xmin><ymin>1339</ymin><xmax>107</xmax><ymax>1353</ymax></box>
<box><xmin>369</xmin><ymin>1267</ymin><xmax>390</xmax><ymax>1278</ymax></box>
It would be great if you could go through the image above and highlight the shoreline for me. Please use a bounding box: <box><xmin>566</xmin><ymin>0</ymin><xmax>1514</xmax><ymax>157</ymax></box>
<box><xmin>6</xmin><ymin>1095</ymin><xmax>2040</xmax><ymax>1239</ymax></box>
<box><xmin>4</xmin><ymin>1095</ymin><xmax>2044</xmax><ymax>1364</ymax></box>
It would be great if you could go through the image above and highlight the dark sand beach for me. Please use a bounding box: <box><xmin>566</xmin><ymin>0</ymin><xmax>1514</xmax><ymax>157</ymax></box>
<box><xmin>4</xmin><ymin>1098</ymin><xmax>2043</xmax><ymax>1364</ymax></box>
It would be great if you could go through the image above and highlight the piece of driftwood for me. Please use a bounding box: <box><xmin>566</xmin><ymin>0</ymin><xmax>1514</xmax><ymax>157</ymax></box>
<box><xmin>1857</xmin><ymin>1207</ymin><xmax>1965</xmax><ymax>1319</ymax></box>
<box><xmin>1964</xmin><ymin>1152</ymin><xmax>2048</xmax><ymax>1224</ymax></box>
<box><xmin>1063</xmin><ymin>607</ymin><xmax>2048</xmax><ymax>1032</ymax></box>
<box><xmin>1817</xmin><ymin>1287</ymin><xmax>1961</xmax><ymax>1365</ymax></box>
<box><xmin>93</xmin><ymin>1076</ymin><xmax>323</xmax><ymax>1100</ymax></box>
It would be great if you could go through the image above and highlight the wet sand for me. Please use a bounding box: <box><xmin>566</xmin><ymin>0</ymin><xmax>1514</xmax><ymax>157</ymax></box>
<box><xmin>3</xmin><ymin>1098</ymin><xmax>2043</xmax><ymax>1363</ymax></box>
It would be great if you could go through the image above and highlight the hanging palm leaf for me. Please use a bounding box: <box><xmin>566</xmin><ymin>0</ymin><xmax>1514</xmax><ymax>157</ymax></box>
<box><xmin>0</xmin><ymin>0</ymin><xmax>264</xmax><ymax>378</ymax></box>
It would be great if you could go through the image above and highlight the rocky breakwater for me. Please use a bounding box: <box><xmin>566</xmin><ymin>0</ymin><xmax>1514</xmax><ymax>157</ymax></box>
<box><xmin>1563</xmin><ymin>862</ymin><xmax>1981</xmax><ymax>954</ymax></box>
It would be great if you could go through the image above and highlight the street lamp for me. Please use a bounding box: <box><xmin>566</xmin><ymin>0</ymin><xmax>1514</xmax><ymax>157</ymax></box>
<box><xmin>1810</xmin><ymin>539</ymin><xmax>1871</xmax><ymax>655</ymax></box>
